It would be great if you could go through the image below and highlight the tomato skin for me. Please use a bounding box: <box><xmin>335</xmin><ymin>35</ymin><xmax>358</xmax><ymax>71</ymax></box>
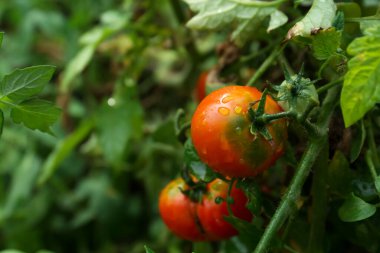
<box><xmin>197</xmin><ymin>179</ymin><xmax>253</xmax><ymax>240</ymax></box>
<box><xmin>159</xmin><ymin>178</ymin><xmax>252</xmax><ymax>241</ymax></box>
<box><xmin>158</xmin><ymin>178</ymin><xmax>207</xmax><ymax>241</ymax></box>
<box><xmin>195</xmin><ymin>71</ymin><xmax>208</xmax><ymax>102</ymax></box>
<box><xmin>191</xmin><ymin>85</ymin><xmax>287</xmax><ymax>178</ymax></box>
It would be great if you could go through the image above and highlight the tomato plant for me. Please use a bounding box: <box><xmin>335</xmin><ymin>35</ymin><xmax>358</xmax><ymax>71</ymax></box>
<box><xmin>191</xmin><ymin>85</ymin><xmax>287</xmax><ymax>178</ymax></box>
<box><xmin>159</xmin><ymin>177</ymin><xmax>252</xmax><ymax>241</ymax></box>
<box><xmin>2</xmin><ymin>0</ymin><xmax>380</xmax><ymax>253</ymax></box>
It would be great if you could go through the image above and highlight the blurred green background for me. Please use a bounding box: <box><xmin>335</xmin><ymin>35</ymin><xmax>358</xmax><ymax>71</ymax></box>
<box><xmin>0</xmin><ymin>0</ymin><xmax>221</xmax><ymax>252</ymax></box>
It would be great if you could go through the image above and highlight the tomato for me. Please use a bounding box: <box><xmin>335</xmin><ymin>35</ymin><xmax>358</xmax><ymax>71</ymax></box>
<box><xmin>191</xmin><ymin>85</ymin><xmax>287</xmax><ymax>178</ymax></box>
<box><xmin>159</xmin><ymin>178</ymin><xmax>252</xmax><ymax>241</ymax></box>
<box><xmin>158</xmin><ymin>178</ymin><xmax>207</xmax><ymax>241</ymax></box>
<box><xmin>197</xmin><ymin>178</ymin><xmax>252</xmax><ymax>240</ymax></box>
<box><xmin>195</xmin><ymin>71</ymin><xmax>208</xmax><ymax>102</ymax></box>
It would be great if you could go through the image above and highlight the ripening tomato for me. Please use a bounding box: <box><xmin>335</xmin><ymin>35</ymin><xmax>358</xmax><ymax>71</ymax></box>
<box><xmin>197</xmin><ymin>178</ymin><xmax>252</xmax><ymax>240</ymax></box>
<box><xmin>191</xmin><ymin>85</ymin><xmax>287</xmax><ymax>178</ymax></box>
<box><xmin>158</xmin><ymin>178</ymin><xmax>207</xmax><ymax>241</ymax></box>
<box><xmin>158</xmin><ymin>178</ymin><xmax>252</xmax><ymax>241</ymax></box>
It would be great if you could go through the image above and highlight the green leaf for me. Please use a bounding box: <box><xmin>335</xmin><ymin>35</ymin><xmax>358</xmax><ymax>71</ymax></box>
<box><xmin>286</xmin><ymin>0</ymin><xmax>336</xmax><ymax>39</ymax></box>
<box><xmin>236</xmin><ymin>179</ymin><xmax>262</xmax><ymax>214</ymax></box>
<box><xmin>38</xmin><ymin>119</ymin><xmax>94</xmax><ymax>185</ymax></box>
<box><xmin>184</xmin><ymin>138</ymin><xmax>218</xmax><ymax>182</ymax></box>
<box><xmin>267</xmin><ymin>10</ymin><xmax>288</xmax><ymax>32</ymax></box>
<box><xmin>312</xmin><ymin>28</ymin><xmax>341</xmax><ymax>60</ymax></box>
<box><xmin>10</xmin><ymin>99</ymin><xmax>61</xmax><ymax>134</ymax></box>
<box><xmin>193</xmin><ymin>242</ymin><xmax>213</xmax><ymax>253</ymax></box>
<box><xmin>352</xmin><ymin>179</ymin><xmax>378</xmax><ymax>202</ymax></box>
<box><xmin>0</xmin><ymin>152</ymin><xmax>41</xmax><ymax>220</ymax></box>
<box><xmin>144</xmin><ymin>246</ymin><xmax>155</xmax><ymax>253</ymax></box>
<box><xmin>350</xmin><ymin>120</ymin><xmax>366</xmax><ymax>162</ymax></box>
<box><xmin>375</xmin><ymin>176</ymin><xmax>380</xmax><ymax>194</ymax></box>
<box><xmin>338</xmin><ymin>193</ymin><xmax>377</xmax><ymax>222</ymax></box>
<box><xmin>95</xmin><ymin>87</ymin><xmax>143</xmax><ymax>165</ymax></box>
<box><xmin>0</xmin><ymin>32</ymin><xmax>4</xmax><ymax>48</ymax></box>
<box><xmin>224</xmin><ymin>215</ymin><xmax>263</xmax><ymax>249</ymax></box>
<box><xmin>341</xmin><ymin>25</ymin><xmax>380</xmax><ymax>127</ymax></box>
<box><xmin>61</xmin><ymin>45</ymin><xmax>95</xmax><ymax>93</ymax></box>
<box><xmin>0</xmin><ymin>65</ymin><xmax>55</xmax><ymax>101</ymax></box>
<box><xmin>327</xmin><ymin>151</ymin><xmax>354</xmax><ymax>197</ymax></box>
<box><xmin>0</xmin><ymin>109</ymin><xmax>3</xmax><ymax>139</ymax></box>
<box><xmin>183</xmin><ymin>0</ymin><xmax>286</xmax><ymax>45</ymax></box>
<box><xmin>332</xmin><ymin>11</ymin><xmax>345</xmax><ymax>31</ymax></box>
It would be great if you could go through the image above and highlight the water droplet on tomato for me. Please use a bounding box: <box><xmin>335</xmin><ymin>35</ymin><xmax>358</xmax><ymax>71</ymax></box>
<box><xmin>234</xmin><ymin>105</ymin><xmax>242</xmax><ymax>114</ymax></box>
<box><xmin>221</xmin><ymin>95</ymin><xmax>234</xmax><ymax>103</ymax></box>
<box><xmin>235</xmin><ymin>126</ymin><xmax>242</xmax><ymax>134</ymax></box>
<box><xmin>218</xmin><ymin>107</ymin><xmax>230</xmax><ymax>116</ymax></box>
<box><xmin>202</xmin><ymin>148</ymin><xmax>207</xmax><ymax>155</ymax></box>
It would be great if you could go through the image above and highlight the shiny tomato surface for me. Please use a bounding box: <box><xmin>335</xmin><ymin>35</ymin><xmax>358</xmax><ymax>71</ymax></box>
<box><xmin>158</xmin><ymin>178</ymin><xmax>206</xmax><ymax>241</ymax></box>
<box><xmin>159</xmin><ymin>178</ymin><xmax>252</xmax><ymax>241</ymax></box>
<box><xmin>191</xmin><ymin>85</ymin><xmax>287</xmax><ymax>178</ymax></box>
<box><xmin>197</xmin><ymin>179</ymin><xmax>253</xmax><ymax>240</ymax></box>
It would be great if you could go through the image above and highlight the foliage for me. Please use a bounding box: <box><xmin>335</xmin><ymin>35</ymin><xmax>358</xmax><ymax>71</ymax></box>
<box><xmin>1</xmin><ymin>0</ymin><xmax>380</xmax><ymax>253</ymax></box>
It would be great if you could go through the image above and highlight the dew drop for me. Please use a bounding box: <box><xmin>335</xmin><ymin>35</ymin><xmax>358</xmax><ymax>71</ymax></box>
<box><xmin>222</xmin><ymin>95</ymin><xmax>234</xmax><ymax>104</ymax></box>
<box><xmin>234</xmin><ymin>105</ymin><xmax>242</xmax><ymax>114</ymax></box>
<box><xmin>218</xmin><ymin>107</ymin><xmax>230</xmax><ymax>116</ymax></box>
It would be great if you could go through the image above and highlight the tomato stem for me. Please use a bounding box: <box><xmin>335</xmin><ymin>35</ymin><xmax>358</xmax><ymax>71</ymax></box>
<box><xmin>316</xmin><ymin>77</ymin><xmax>344</xmax><ymax>94</ymax></box>
<box><xmin>252</xmin><ymin>87</ymin><xmax>339</xmax><ymax>253</ymax></box>
<box><xmin>174</xmin><ymin>109</ymin><xmax>191</xmax><ymax>143</ymax></box>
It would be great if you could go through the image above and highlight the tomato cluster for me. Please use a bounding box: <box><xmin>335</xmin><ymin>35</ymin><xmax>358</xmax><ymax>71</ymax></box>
<box><xmin>159</xmin><ymin>178</ymin><xmax>252</xmax><ymax>241</ymax></box>
<box><xmin>192</xmin><ymin>85</ymin><xmax>287</xmax><ymax>177</ymax></box>
<box><xmin>159</xmin><ymin>83</ymin><xmax>287</xmax><ymax>241</ymax></box>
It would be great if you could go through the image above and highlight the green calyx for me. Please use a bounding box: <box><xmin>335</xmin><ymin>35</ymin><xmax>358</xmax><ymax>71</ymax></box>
<box><xmin>180</xmin><ymin>166</ymin><xmax>207</xmax><ymax>203</ymax></box>
<box><xmin>275</xmin><ymin>66</ymin><xmax>319</xmax><ymax>115</ymax></box>
<box><xmin>248</xmin><ymin>89</ymin><xmax>274</xmax><ymax>141</ymax></box>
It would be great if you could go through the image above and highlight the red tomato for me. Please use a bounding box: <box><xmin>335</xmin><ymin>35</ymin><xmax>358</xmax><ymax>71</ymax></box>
<box><xmin>158</xmin><ymin>178</ymin><xmax>207</xmax><ymax>241</ymax></box>
<box><xmin>197</xmin><ymin>179</ymin><xmax>253</xmax><ymax>240</ymax></box>
<box><xmin>159</xmin><ymin>178</ymin><xmax>252</xmax><ymax>241</ymax></box>
<box><xmin>195</xmin><ymin>71</ymin><xmax>208</xmax><ymax>102</ymax></box>
<box><xmin>191</xmin><ymin>85</ymin><xmax>287</xmax><ymax>178</ymax></box>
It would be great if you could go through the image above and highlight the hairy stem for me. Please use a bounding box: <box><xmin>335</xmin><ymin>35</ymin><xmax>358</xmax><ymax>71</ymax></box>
<box><xmin>253</xmin><ymin>87</ymin><xmax>339</xmax><ymax>253</ymax></box>
<box><xmin>317</xmin><ymin>77</ymin><xmax>344</xmax><ymax>94</ymax></box>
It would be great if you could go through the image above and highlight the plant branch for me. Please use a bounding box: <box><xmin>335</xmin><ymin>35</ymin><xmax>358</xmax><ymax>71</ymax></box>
<box><xmin>317</xmin><ymin>77</ymin><xmax>344</xmax><ymax>94</ymax></box>
<box><xmin>345</xmin><ymin>15</ymin><xmax>380</xmax><ymax>22</ymax></box>
<box><xmin>247</xmin><ymin>44</ymin><xmax>286</xmax><ymax>87</ymax></box>
<box><xmin>253</xmin><ymin>87</ymin><xmax>339</xmax><ymax>253</ymax></box>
